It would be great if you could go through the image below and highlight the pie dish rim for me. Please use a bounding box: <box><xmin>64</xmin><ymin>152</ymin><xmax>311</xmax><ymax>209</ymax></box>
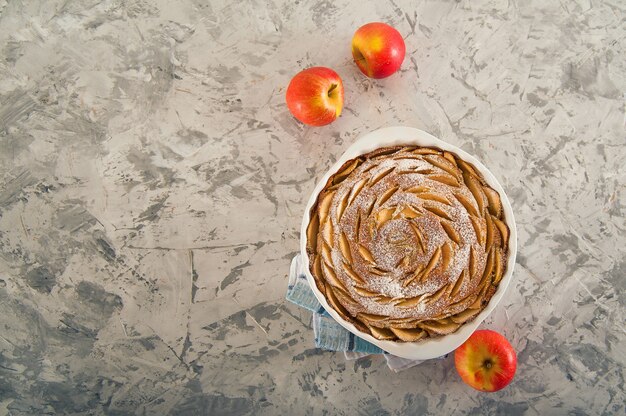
<box><xmin>299</xmin><ymin>126</ymin><xmax>517</xmax><ymax>360</ymax></box>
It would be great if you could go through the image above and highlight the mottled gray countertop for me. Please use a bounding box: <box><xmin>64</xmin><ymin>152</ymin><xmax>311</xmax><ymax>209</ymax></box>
<box><xmin>0</xmin><ymin>0</ymin><xmax>624</xmax><ymax>415</ymax></box>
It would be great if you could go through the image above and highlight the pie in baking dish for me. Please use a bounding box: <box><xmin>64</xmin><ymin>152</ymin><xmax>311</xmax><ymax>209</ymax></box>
<box><xmin>306</xmin><ymin>146</ymin><xmax>509</xmax><ymax>342</ymax></box>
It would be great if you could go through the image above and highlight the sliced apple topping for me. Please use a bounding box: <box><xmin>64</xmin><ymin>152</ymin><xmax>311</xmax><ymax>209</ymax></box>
<box><xmin>306</xmin><ymin>145</ymin><xmax>510</xmax><ymax>342</ymax></box>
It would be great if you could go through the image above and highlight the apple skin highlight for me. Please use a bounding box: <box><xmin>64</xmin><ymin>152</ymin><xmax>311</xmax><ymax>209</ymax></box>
<box><xmin>286</xmin><ymin>67</ymin><xmax>344</xmax><ymax>126</ymax></box>
<box><xmin>352</xmin><ymin>22</ymin><xmax>406</xmax><ymax>79</ymax></box>
<box><xmin>454</xmin><ymin>330</ymin><xmax>517</xmax><ymax>392</ymax></box>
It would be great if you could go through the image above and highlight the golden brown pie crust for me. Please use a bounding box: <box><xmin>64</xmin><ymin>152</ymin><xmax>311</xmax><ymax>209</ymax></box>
<box><xmin>306</xmin><ymin>146</ymin><xmax>510</xmax><ymax>342</ymax></box>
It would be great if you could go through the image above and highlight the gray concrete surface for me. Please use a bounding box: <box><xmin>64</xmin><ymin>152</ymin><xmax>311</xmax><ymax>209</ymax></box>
<box><xmin>0</xmin><ymin>0</ymin><xmax>624</xmax><ymax>414</ymax></box>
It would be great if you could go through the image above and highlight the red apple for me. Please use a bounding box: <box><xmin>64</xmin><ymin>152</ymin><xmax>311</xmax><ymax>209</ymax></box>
<box><xmin>351</xmin><ymin>22</ymin><xmax>406</xmax><ymax>79</ymax></box>
<box><xmin>285</xmin><ymin>67</ymin><xmax>344</xmax><ymax>126</ymax></box>
<box><xmin>454</xmin><ymin>330</ymin><xmax>517</xmax><ymax>392</ymax></box>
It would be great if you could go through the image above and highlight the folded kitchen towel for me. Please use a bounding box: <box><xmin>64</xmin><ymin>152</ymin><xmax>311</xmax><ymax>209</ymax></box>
<box><xmin>286</xmin><ymin>254</ymin><xmax>446</xmax><ymax>371</ymax></box>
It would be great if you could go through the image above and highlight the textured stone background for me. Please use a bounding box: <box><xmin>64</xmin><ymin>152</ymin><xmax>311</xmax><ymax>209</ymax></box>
<box><xmin>0</xmin><ymin>0</ymin><xmax>624</xmax><ymax>414</ymax></box>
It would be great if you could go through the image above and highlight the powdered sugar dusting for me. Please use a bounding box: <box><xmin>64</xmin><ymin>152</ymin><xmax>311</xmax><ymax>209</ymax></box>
<box><xmin>312</xmin><ymin>146</ymin><xmax>502</xmax><ymax>324</ymax></box>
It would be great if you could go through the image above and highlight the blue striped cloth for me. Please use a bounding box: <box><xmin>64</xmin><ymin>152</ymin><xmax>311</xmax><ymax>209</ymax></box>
<box><xmin>286</xmin><ymin>254</ymin><xmax>448</xmax><ymax>371</ymax></box>
<box><xmin>286</xmin><ymin>254</ymin><xmax>385</xmax><ymax>354</ymax></box>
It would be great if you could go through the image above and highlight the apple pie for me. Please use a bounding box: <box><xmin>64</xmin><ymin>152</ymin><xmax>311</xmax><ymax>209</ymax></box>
<box><xmin>306</xmin><ymin>146</ymin><xmax>510</xmax><ymax>342</ymax></box>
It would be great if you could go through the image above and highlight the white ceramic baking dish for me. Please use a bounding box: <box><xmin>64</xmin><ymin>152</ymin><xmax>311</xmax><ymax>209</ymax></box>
<box><xmin>299</xmin><ymin>126</ymin><xmax>517</xmax><ymax>360</ymax></box>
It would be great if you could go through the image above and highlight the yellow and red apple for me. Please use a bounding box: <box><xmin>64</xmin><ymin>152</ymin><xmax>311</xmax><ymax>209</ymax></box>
<box><xmin>352</xmin><ymin>22</ymin><xmax>406</xmax><ymax>79</ymax></box>
<box><xmin>455</xmin><ymin>330</ymin><xmax>517</xmax><ymax>392</ymax></box>
<box><xmin>285</xmin><ymin>67</ymin><xmax>344</xmax><ymax>126</ymax></box>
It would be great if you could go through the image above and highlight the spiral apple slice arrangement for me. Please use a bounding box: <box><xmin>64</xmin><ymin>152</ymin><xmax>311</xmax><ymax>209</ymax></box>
<box><xmin>285</xmin><ymin>22</ymin><xmax>405</xmax><ymax>126</ymax></box>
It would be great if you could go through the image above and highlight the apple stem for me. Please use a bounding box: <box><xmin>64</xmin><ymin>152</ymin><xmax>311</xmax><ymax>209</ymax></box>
<box><xmin>484</xmin><ymin>359</ymin><xmax>493</xmax><ymax>369</ymax></box>
<box><xmin>353</xmin><ymin>47</ymin><xmax>366</xmax><ymax>64</ymax></box>
<box><xmin>328</xmin><ymin>84</ymin><xmax>337</xmax><ymax>97</ymax></box>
